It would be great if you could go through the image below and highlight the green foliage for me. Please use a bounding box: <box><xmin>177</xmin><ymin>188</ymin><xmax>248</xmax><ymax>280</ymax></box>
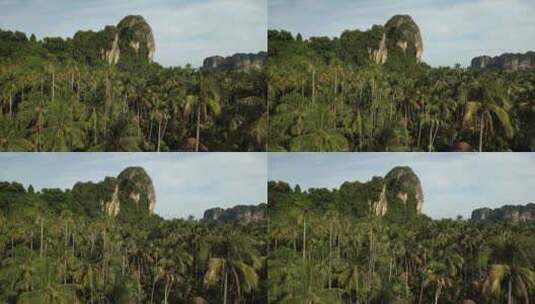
<box><xmin>0</xmin><ymin>180</ymin><xmax>267</xmax><ymax>303</ymax></box>
<box><xmin>269</xmin><ymin>26</ymin><xmax>534</xmax><ymax>152</ymax></box>
<box><xmin>0</xmin><ymin>27</ymin><xmax>266</xmax><ymax>151</ymax></box>
<box><xmin>269</xmin><ymin>180</ymin><xmax>535</xmax><ymax>303</ymax></box>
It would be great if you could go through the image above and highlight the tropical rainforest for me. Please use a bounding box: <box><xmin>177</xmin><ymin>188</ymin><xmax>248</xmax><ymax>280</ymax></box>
<box><xmin>268</xmin><ymin>174</ymin><xmax>535</xmax><ymax>303</ymax></box>
<box><xmin>0</xmin><ymin>16</ymin><xmax>267</xmax><ymax>152</ymax></box>
<box><xmin>268</xmin><ymin>16</ymin><xmax>535</xmax><ymax>152</ymax></box>
<box><xmin>0</xmin><ymin>170</ymin><xmax>267</xmax><ymax>303</ymax></box>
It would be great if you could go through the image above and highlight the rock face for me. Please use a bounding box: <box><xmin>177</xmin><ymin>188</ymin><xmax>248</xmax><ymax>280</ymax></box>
<box><xmin>203</xmin><ymin>52</ymin><xmax>267</xmax><ymax>72</ymax></box>
<box><xmin>116</xmin><ymin>167</ymin><xmax>157</xmax><ymax>214</ymax></box>
<box><xmin>340</xmin><ymin>15</ymin><xmax>423</xmax><ymax>65</ymax></box>
<box><xmin>471</xmin><ymin>52</ymin><xmax>535</xmax><ymax>71</ymax></box>
<box><xmin>373</xmin><ymin>184</ymin><xmax>388</xmax><ymax>216</ymax></box>
<box><xmin>73</xmin><ymin>15</ymin><xmax>155</xmax><ymax>65</ymax></box>
<box><xmin>116</xmin><ymin>15</ymin><xmax>156</xmax><ymax>63</ymax></box>
<box><xmin>471</xmin><ymin>203</ymin><xmax>535</xmax><ymax>223</ymax></box>
<box><xmin>368</xmin><ymin>32</ymin><xmax>388</xmax><ymax>64</ymax></box>
<box><xmin>103</xmin><ymin>28</ymin><xmax>120</xmax><ymax>65</ymax></box>
<box><xmin>384</xmin><ymin>166</ymin><xmax>425</xmax><ymax>214</ymax></box>
<box><xmin>203</xmin><ymin>204</ymin><xmax>267</xmax><ymax>225</ymax></box>
<box><xmin>384</xmin><ymin>15</ymin><xmax>424</xmax><ymax>63</ymax></box>
<box><xmin>72</xmin><ymin>167</ymin><xmax>156</xmax><ymax>217</ymax></box>
<box><xmin>339</xmin><ymin>166</ymin><xmax>424</xmax><ymax>217</ymax></box>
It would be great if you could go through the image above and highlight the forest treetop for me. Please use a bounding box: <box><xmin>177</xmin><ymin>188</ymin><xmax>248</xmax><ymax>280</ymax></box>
<box><xmin>0</xmin><ymin>166</ymin><xmax>157</xmax><ymax>222</ymax></box>
<box><xmin>0</xmin><ymin>15</ymin><xmax>156</xmax><ymax>68</ymax></box>
<box><xmin>268</xmin><ymin>14</ymin><xmax>424</xmax><ymax>67</ymax></box>
<box><xmin>269</xmin><ymin>166</ymin><xmax>425</xmax><ymax>222</ymax></box>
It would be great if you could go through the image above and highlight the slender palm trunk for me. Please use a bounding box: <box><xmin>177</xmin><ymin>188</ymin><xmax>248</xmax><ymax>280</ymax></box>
<box><xmin>8</xmin><ymin>91</ymin><xmax>12</xmax><ymax>117</ymax></box>
<box><xmin>195</xmin><ymin>103</ymin><xmax>201</xmax><ymax>152</ymax></box>
<box><xmin>302</xmin><ymin>215</ymin><xmax>307</xmax><ymax>260</ymax></box>
<box><xmin>164</xmin><ymin>279</ymin><xmax>171</xmax><ymax>304</ymax></box>
<box><xmin>223</xmin><ymin>267</ymin><xmax>228</xmax><ymax>304</ymax></box>
<box><xmin>77</xmin><ymin>75</ymin><xmax>81</xmax><ymax>102</ymax></box>
<box><xmin>358</xmin><ymin>110</ymin><xmax>363</xmax><ymax>151</ymax></box>
<box><xmin>40</xmin><ymin>218</ymin><xmax>44</xmax><ymax>257</ymax></box>
<box><xmin>312</xmin><ymin>69</ymin><xmax>316</xmax><ymax>103</ymax></box>
<box><xmin>479</xmin><ymin>114</ymin><xmax>484</xmax><ymax>152</ymax></box>
<box><xmin>417</xmin><ymin>122</ymin><xmax>423</xmax><ymax>150</ymax></box>
<box><xmin>122</xmin><ymin>253</ymin><xmax>125</xmax><ymax>276</ymax></box>
<box><xmin>51</xmin><ymin>70</ymin><xmax>55</xmax><ymax>102</ymax></box>
<box><xmin>93</xmin><ymin>109</ymin><xmax>98</xmax><ymax>146</ymax></box>
<box><xmin>434</xmin><ymin>282</ymin><xmax>442</xmax><ymax>304</ymax></box>
<box><xmin>149</xmin><ymin>119</ymin><xmax>153</xmax><ymax>142</ymax></box>
<box><xmin>328</xmin><ymin>221</ymin><xmax>333</xmax><ymax>289</ymax></box>
<box><xmin>508</xmin><ymin>277</ymin><xmax>512</xmax><ymax>304</ymax></box>
<box><xmin>355</xmin><ymin>272</ymin><xmax>359</xmax><ymax>304</ymax></box>
<box><xmin>157</xmin><ymin>116</ymin><xmax>162</xmax><ymax>152</ymax></box>
<box><xmin>388</xmin><ymin>256</ymin><xmax>393</xmax><ymax>281</ymax></box>
<box><xmin>418</xmin><ymin>281</ymin><xmax>425</xmax><ymax>304</ymax></box>
<box><xmin>428</xmin><ymin>121</ymin><xmax>434</xmax><ymax>152</ymax></box>
<box><xmin>151</xmin><ymin>277</ymin><xmax>157</xmax><ymax>304</ymax></box>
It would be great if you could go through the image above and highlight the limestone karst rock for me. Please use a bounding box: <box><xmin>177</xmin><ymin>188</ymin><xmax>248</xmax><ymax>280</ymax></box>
<box><xmin>471</xmin><ymin>207</ymin><xmax>492</xmax><ymax>221</ymax></box>
<box><xmin>338</xmin><ymin>166</ymin><xmax>424</xmax><ymax>217</ymax></box>
<box><xmin>384</xmin><ymin>15</ymin><xmax>424</xmax><ymax>63</ymax></box>
<box><xmin>339</xmin><ymin>15</ymin><xmax>423</xmax><ymax>65</ymax></box>
<box><xmin>117</xmin><ymin>15</ymin><xmax>156</xmax><ymax>63</ymax></box>
<box><xmin>203</xmin><ymin>204</ymin><xmax>267</xmax><ymax>225</ymax></box>
<box><xmin>72</xmin><ymin>15</ymin><xmax>155</xmax><ymax>65</ymax></box>
<box><xmin>202</xmin><ymin>52</ymin><xmax>267</xmax><ymax>72</ymax></box>
<box><xmin>71</xmin><ymin>167</ymin><xmax>156</xmax><ymax>217</ymax></box>
<box><xmin>384</xmin><ymin>166</ymin><xmax>425</xmax><ymax>214</ymax></box>
<box><xmin>373</xmin><ymin>185</ymin><xmax>388</xmax><ymax>216</ymax></box>
<box><xmin>203</xmin><ymin>56</ymin><xmax>226</xmax><ymax>70</ymax></box>
<box><xmin>471</xmin><ymin>52</ymin><xmax>535</xmax><ymax>71</ymax></box>
<box><xmin>103</xmin><ymin>27</ymin><xmax>121</xmax><ymax>65</ymax></box>
<box><xmin>369</xmin><ymin>32</ymin><xmax>388</xmax><ymax>64</ymax></box>
<box><xmin>116</xmin><ymin>167</ymin><xmax>157</xmax><ymax>214</ymax></box>
<box><xmin>471</xmin><ymin>203</ymin><xmax>535</xmax><ymax>223</ymax></box>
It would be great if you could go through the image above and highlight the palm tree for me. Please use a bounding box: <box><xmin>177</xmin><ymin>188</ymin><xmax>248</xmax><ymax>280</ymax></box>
<box><xmin>183</xmin><ymin>75</ymin><xmax>221</xmax><ymax>152</ymax></box>
<box><xmin>289</xmin><ymin>103</ymin><xmax>348</xmax><ymax>151</ymax></box>
<box><xmin>463</xmin><ymin>80</ymin><xmax>514</xmax><ymax>152</ymax></box>
<box><xmin>42</xmin><ymin>99</ymin><xmax>84</xmax><ymax>151</ymax></box>
<box><xmin>0</xmin><ymin>116</ymin><xmax>32</xmax><ymax>151</ymax></box>
<box><xmin>100</xmin><ymin>113</ymin><xmax>142</xmax><ymax>152</ymax></box>
<box><xmin>482</xmin><ymin>237</ymin><xmax>535</xmax><ymax>304</ymax></box>
<box><xmin>18</xmin><ymin>257</ymin><xmax>79</xmax><ymax>304</ymax></box>
<box><xmin>203</xmin><ymin>230</ymin><xmax>261</xmax><ymax>304</ymax></box>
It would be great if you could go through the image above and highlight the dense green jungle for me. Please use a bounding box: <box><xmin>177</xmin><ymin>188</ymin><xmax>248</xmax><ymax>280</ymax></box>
<box><xmin>268</xmin><ymin>170</ymin><xmax>535</xmax><ymax>304</ymax></box>
<box><xmin>268</xmin><ymin>16</ymin><xmax>535</xmax><ymax>152</ymax></box>
<box><xmin>0</xmin><ymin>16</ymin><xmax>267</xmax><ymax>152</ymax></box>
<box><xmin>0</xmin><ymin>170</ymin><xmax>267</xmax><ymax>303</ymax></box>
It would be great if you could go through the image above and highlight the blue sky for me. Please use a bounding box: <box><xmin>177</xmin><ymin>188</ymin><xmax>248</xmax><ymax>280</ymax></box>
<box><xmin>0</xmin><ymin>0</ymin><xmax>267</xmax><ymax>67</ymax></box>
<box><xmin>269</xmin><ymin>153</ymin><xmax>535</xmax><ymax>219</ymax></box>
<box><xmin>269</xmin><ymin>0</ymin><xmax>535</xmax><ymax>67</ymax></box>
<box><xmin>0</xmin><ymin>153</ymin><xmax>267</xmax><ymax>219</ymax></box>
